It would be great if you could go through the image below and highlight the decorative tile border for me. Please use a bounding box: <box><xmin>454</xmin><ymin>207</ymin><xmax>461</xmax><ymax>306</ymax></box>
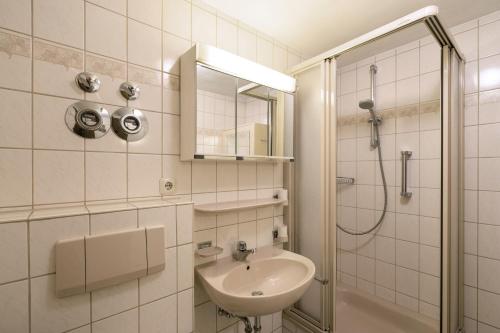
<box><xmin>86</xmin><ymin>53</ymin><xmax>127</xmax><ymax>80</ymax></box>
<box><xmin>337</xmin><ymin>100</ymin><xmax>440</xmax><ymax>126</ymax></box>
<box><xmin>129</xmin><ymin>65</ymin><xmax>162</xmax><ymax>87</ymax></box>
<box><xmin>33</xmin><ymin>39</ymin><xmax>83</xmax><ymax>70</ymax></box>
<box><xmin>0</xmin><ymin>29</ymin><xmax>31</xmax><ymax>58</ymax></box>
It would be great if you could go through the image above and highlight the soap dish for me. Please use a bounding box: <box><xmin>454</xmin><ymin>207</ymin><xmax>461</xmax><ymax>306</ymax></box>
<box><xmin>197</xmin><ymin>240</ymin><xmax>223</xmax><ymax>257</ymax></box>
<box><xmin>197</xmin><ymin>246</ymin><xmax>223</xmax><ymax>257</ymax></box>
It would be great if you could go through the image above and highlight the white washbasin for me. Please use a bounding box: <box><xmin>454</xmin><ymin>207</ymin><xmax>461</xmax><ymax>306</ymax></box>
<box><xmin>196</xmin><ymin>247</ymin><xmax>315</xmax><ymax>316</ymax></box>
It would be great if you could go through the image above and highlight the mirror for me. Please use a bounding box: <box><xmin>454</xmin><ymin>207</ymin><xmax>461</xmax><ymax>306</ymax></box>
<box><xmin>196</xmin><ymin>65</ymin><xmax>294</xmax><ymax>159</ymax></box>
<box><xmin>237</xmin><ymin>83</ymin><xmax>294</xmax><ymax>158</ymax></box>
<box><xmin>269</xmin><ymin>89</ymin><xmax>294</xmax><ymax>158</ymax></box>
<box><xmin>196</xmin><ymin>64</ymin><xmax>237</xmax><ymax>156</ymax></box>
<box><xmin>237</xmin><ymin>80</ymin><xmax>270</xmax><ymax>157</ymax></box>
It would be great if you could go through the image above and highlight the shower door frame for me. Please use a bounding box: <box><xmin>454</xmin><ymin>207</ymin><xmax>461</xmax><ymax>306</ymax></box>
<box><xmin>441</xmin><ymin>45</ymin><xmax>465</xmax><ymax>333</ymax></box>
<box><xmin>285</xmin><ymin>59</ymin><xmax>336</xmax><ymax>333</ymax></box>
<box><xmin>286</xmin><ymin>6</ymin><xmax>465</xmax><ymax>333</ymax></box>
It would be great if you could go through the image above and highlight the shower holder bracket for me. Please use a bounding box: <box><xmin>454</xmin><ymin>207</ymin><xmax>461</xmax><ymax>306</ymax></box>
<box><xmin>367</xmin><ymin>115</ymin><xmax>382</xmax><ymax>124</ymax></box>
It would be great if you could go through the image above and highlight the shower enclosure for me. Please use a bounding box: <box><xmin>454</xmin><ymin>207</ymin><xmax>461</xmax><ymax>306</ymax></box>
<box><xmin>284</xmin><ymin>6</ymin><xmax>464</xmax><ymax>333</ymax></box>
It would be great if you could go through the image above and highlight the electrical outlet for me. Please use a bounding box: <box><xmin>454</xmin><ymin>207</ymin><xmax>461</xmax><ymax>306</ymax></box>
<box><xmin>159</xmin><ymin>178</ymin><xmax>176</xmax><ymax>195</ymax></box>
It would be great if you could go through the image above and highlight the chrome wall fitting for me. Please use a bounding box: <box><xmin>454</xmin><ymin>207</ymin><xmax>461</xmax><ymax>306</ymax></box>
<box><xmin>75</xmin><ymin>72</ymin><xmax>101</xmax><ymax>93</ymax></box>
<box><xmin>65</xmin><ymin>101</ymin><xmax>110</xmax><ymax>139</ymax></box>
<box><xmin>111</xmin><ymin>107</ymin><xmax>148</xmax><ymax>141</ymax></box>
<box><xmin>119</xmin><ymin>82</ymin><xmax>140</xmax><ymax>100</ymax></box>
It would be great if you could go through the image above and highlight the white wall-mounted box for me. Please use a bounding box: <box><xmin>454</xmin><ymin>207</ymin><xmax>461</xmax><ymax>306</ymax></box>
<box><xmin>55</xmin><ymin>236</ymin><xmax>86</xmax><ymax>297</ymax></box>
<box><xmin>55</xmin><ymin>226</ymin><xmax>165</xmax><ymax>297</ymax></box>
<box><xmin>85</xmin><ymin>228</ymin><xmax>148</xmax><ymax>291</ymax></box>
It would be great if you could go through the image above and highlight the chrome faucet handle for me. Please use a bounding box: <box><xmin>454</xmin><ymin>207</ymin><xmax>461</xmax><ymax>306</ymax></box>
<box><xmin>237</xmin><ymin>240</ymin><xmax>247</xmax><ymax>251</ymax></box>
<box><xmin>233</xmin><ymin>241</ymin><xmax>254</xmax><ymax>261</ymax></box>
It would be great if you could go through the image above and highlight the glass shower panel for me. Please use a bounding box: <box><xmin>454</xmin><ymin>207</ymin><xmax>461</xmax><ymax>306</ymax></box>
<box><xmin>293</xmin><ymin>63</ymin><xmax>324</xmax><ymax>324</ymax></box>
<box><xmin>335</xmin><ymin>23</ymin><xmax>442</xmax><ymax>331</ymax></box>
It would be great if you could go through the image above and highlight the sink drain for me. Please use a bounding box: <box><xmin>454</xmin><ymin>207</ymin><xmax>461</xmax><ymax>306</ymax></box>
<box><xmin>251</xmin><ymin>291</ymin><xmax>263</xmax><ymax>296</ymax></box>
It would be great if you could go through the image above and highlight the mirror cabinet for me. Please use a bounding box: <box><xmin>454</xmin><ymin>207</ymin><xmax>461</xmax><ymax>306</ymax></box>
<box><xmin>180</xmin><ymin>44</ymin><xmax>295</xmax><ymax>161</ymax></box>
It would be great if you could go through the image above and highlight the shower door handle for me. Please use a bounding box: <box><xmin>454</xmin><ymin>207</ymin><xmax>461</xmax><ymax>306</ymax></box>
<box><xmin>400</xmin><ymin>151</ymin><xmax>412</xmax><ymax>198</ymax></box>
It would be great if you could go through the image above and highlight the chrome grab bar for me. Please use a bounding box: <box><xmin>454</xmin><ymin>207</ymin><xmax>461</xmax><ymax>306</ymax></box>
<box><xmin>336</xmin><ymin>177</ymin><xmax>355</xmax><ymax>185</ymax></box>
<box><xmin>400</xmin><ymin>151</ymin><xmax>412</xmax><ymax>198</ymax></box>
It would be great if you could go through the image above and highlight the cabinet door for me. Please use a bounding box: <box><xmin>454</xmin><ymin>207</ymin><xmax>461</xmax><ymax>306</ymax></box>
<box><xmin>235</xmin><ymin>82</ymin><xmax>295</xmax><ymax>158</ymax></box>
<box><xmin>236</xmin><ymin>80</ymin><xmax>270</xmax><ymax>157</ymax></box>
<box><xmin>196</xmin><ymin>65</ymin><xmax>237</xmax><ymax>156</ymax></box>
<box><xmin>268</xmin><ymin>88</ymin><xmax>294</xmax><ymax>158</ymax></box>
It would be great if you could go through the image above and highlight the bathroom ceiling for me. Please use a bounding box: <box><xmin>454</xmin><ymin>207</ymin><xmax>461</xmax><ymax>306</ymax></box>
<box><xmin>201</xmin><ymin>0</ymin><xmax>500</xmax><ymax>58</ymax></box>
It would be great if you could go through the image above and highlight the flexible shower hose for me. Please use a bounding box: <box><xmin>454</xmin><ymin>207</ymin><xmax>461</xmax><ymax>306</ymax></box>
<box><xmin>336</xmin><ymin>122</ymin><xmax>388</xmax><ymax>236</ymax></box>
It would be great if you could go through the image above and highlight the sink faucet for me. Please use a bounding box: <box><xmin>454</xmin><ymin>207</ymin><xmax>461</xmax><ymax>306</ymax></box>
<box><xmin>233</xmin><ymin>241</ymin><xmax>255</xmax><ymax>261</ymax></box>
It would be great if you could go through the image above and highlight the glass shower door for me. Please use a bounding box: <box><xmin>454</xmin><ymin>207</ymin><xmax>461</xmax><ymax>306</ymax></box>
<box><xmin>288</xmin><ymin>60</ymin><xmax>333</xmax><ymax>332</ymax></box>
<box><xmin>334</xmin><ymin>23</ymin><xmax>444</xmax><ymax>333</ymax></box>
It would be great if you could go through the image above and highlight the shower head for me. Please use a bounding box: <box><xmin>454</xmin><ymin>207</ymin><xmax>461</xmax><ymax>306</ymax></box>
<box><xmin>359</xmin><ymin>98</ymin><xmax>378</xmax><ymax>124</ymax></box>
<box><xmin>359</xmin><ymin>98</ymin><xmax>374</xmax><ymax>110</ymax></box>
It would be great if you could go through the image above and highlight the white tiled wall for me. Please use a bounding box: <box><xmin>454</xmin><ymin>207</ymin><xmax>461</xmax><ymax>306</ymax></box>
<box><xmin>336</xmin><ymin>34</ymin><xmax>443</xmax><ymax>319</ymax></box>
<box><xmin>0</xmin><ymin>0</ymin><xmax>301</xmax><ymax>210</ymax></box>
<box><xmin>0</xmin><ymin>0</ymin><xmax>298</xmax><ymax>332</ymax></box>
<box><xmin>451</xmin><ymin>10</ymin><xmax>500</xmax><ymax>333</ymax></box>
<box><xmin>192</xmin><ymin>159</ymin><xmax>285</xmax><ymax>333</ymax></box>
<box><xmin>3</xmin><ymin>0</ymin><xmax>500</xmax><ymax>331</ymax></box>
<box><xmin>0</xmin><ymin>201</ymin><xmax>193</xmax><ymax>333</ymax></box>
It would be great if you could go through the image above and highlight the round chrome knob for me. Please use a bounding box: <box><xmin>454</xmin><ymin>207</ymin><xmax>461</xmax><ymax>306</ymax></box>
<box><xmin>75</xmin><ymin>72</ymin><xmax>101</xmax><ymax>93</ymax></box>
<box><xmin>111</xmin><ymin>107</ymin><xmax>148</xmax><ymax>141</ymax></box>
<box><xmin>120</xmin><ymin>82</ymin><xmax>140</xmax><ymax>100</ymax></box>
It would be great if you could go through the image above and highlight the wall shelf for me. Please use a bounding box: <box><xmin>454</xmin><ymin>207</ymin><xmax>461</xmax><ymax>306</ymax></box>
<box><xmin>194</xmin><ymin>198</ymin><xmax>287</xmax><ymax>213</ymax></box>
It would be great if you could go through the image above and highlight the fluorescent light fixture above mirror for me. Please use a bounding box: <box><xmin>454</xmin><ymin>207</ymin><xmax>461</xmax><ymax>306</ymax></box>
<box><xmin>195</xmin><ymin>43</ymin><xmax>296</xmax><ymax>93</ymax></box>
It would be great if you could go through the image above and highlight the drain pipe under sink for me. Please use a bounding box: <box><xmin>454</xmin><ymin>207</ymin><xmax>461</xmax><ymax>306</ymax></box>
<box><xmin>237</xmin><ymin>316</ymin><xmax>254</xmax><ymax>333</ymax></box>
<box><xmin>252</xmin><ymin>317</ymin><xmax>261</xmax><ymax>333</ymax></box>
<box><xmin>237</xmin><ymin>315</ymin><xmax>261</xmax><ymax>333</ymax></box>
<box><xmin>217</xmin><ymin>307</ymin><xmax>261</xmax><ymax>333</ymax></box>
